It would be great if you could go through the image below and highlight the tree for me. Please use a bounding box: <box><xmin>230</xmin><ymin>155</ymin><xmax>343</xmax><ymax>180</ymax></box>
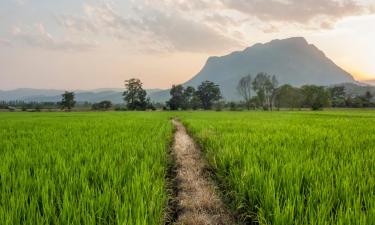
<box><xmin>92</xmin><ymin>100</ymin><xmax>113</xmax><ymax>111</ymax></box>
<box><xmin>60</xmin><ymin>91</ymin><xmax>76</xmax><ymax>111</ymax></box>
<box><xmin>363</xmin><ymin>91</ymin><xmax>374</xmax><ymax>107</ymax></box>
<box><xmin>269</xmin><ymin>75</ymin><xmax>279</xmax><ymax>110</ymax></box>
<box><xmin>274</xmin><ymin>84</ymin><xmax>303</xmax><ymax>110</ymax></box>
<box><xmin>167</xmin><ymin>85</ymin><xmax>185</xmax><ymax>110</ymax></box>
<box><xmin>252</xmin><ymin>73</ymin><xmax>278</xmax><ymax>110</ymax></box>
<box><xmin>301</xmin><ymin>85</ymin><xmax>330</xmax><ymax>110</ymax></box>
<box><xmin>166</xmin><ymin>85</ymin><xmax>197</xmax><ymax>110</ymax></box>
<box><xmin>237</xmin><ymin>74</ymin><xmax>253</xmax><ymax>110</ymax></box>
<box><xmin>123</xmin><ymin>78</ymin><xmax>148</xmax><ymax>110</ymax></box>
<box><xmin>329</xmin><ymin>86</ymin><xmax>346</xmax><ymax>107</ymax></box>
<box><xmin>190</xmin><ymin>93</ymin><xmax>202</xmax><ymax>110</ymax></box>
<box><xmin>196</xmin><ymin>81</ymin><xmax>222</xmax><ymax>110</ymax></box>
<box><xmin>182</xmin><ymin>86</ymin><xmax>196</xmax><ymax>110</ymax></box>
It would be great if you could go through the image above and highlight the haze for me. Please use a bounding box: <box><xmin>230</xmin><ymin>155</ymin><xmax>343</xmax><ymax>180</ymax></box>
<box><xmin>0</xmin><ymin>0</ymin><xmax>374</xmax><ymax>90</ymax></box>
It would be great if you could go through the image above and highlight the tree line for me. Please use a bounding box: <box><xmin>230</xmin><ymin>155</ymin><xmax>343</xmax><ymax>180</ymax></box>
<box><xmin>166</xmin><ymin>73</ymin><xmax>375</xmax><ymax>111</ymax></box>
<box><xmin>2</xmin><ymin>74</ymin><xmax>374</xmax><ymax>111</ymax></box>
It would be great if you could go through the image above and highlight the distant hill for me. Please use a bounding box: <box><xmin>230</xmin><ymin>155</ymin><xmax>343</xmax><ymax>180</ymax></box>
<box><xmin>0</xmin><ymin>37</ymin><xmax>366</xmax><ymax>103</ymax></box>
<box><xmin>335</xmin><ymin>83</ymin><xmax>375</xmax><ymax>96</ymax></box>
<box><xmin>362</xmin><ymin>79</ymin><xmax>375</xmax><ymax>86</ymax></box>
<box><xmin>0</xmin><ymin>88</ymin><xmax>163</xmax><ymax>104</ymax></box>
<box><xmin>150</xmin><ymin>37</ymin><xmax>356</xmax><ymax>102</ymax></box>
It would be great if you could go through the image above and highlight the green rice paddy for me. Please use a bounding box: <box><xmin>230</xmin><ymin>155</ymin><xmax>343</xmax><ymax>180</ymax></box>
<box><xmin>1</xmin><ymin>111</ymin><xmax>374</xmax><ymax>225</ymax></box>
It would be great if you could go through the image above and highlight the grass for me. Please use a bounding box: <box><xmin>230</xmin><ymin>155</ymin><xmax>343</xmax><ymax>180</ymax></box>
<box><xmin>179</xmin><ymin>111</ymin><xmax>375</xmax><ymax>225</ymax></box>
<box><xmin>1</xmin><ymin>110</ymin><xmax>374</xmax><ymax>225</ymax></box>
<box><xmin>0</xmin><ymin>112</ymin><xmax>173</xmax><ymax>225</ymax></box>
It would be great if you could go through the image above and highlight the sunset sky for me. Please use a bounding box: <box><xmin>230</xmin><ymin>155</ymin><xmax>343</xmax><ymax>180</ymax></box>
<box><xmin>0</xmin><ymin>0</ymin><xmax>374</xmax><ymax>90</ymax></box>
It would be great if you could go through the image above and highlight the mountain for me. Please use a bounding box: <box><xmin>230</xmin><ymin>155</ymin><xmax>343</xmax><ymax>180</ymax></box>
<box><xmin>362</xmin><ymin>79</ymin><xmax>375</xmax><ymax>86</ymax></box>
<box><xmin>150</xmin><ymin>37</ymin><xmax>356</xmax><ymax>102</ymax></box>
<box><xmin>0</xmin><ymin>88</ymin><xmax>163</xmax><ymax>104</ymax></box>
<box><xmin>336</xmin><ymin>83</ymin><xmax>375</xmax><ymax>96</ymax></box>
<box><xmin>0</xmin><ymin>37</ymin><xmax>362</xmax><ymax>103</ymax></box>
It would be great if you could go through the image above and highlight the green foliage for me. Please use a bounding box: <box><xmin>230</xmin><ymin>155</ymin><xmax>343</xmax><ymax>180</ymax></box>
<box><xmin>0</xmin><ymin>112</ymin><xmax>172</xmax><ymax>225</ymax></box>
<box><xmin>180</xmin><ymin>111</ymin><xmax>375</xmax><ymax>225</ymax></box>
<box><xmin>329</xmin><ymin>86</ymin><xmax>346</xmax><ymax>107</ymax></box>
<box><xmin>274</xmin><ymin>84</ymin><xmax>303</xmax><ymax>109</ymax></box>
<box><xmin>167</xmin><ymin>85</ymin><xmax>197</xmax><ymax>110</ymax></box>
<box><xmin>60</xmin><ymin>91</ymin><xmax>76</xmax><ymax>111</ymax></box>
<box><xmin>301</xmin><ymin>85</ymin><xmax>331</xmax><ymax>110</ymax></box>
<box><xmin>252</xmin><ymin>73</ymin><xmax>278</xmax><ymax>110</ymax></box>
<box><xmin>123</xmin><ymin>78</ymin><xmax>148</xmax><ymax>110</ymax></box>
<box><xmin>92</xmin><ymin>100</ymin><xmax>113</xmax><ymax>111</ymax></box>
<box><xmin>237</xmin><ymin>74</ymin><xmax>253</xmax><ymax>110</ymax></box>
<box><xmin>167</xmin><ymin>85</ymin><xmax>185</xmax><ymax>110</ymax></box>
<box><xmin>196</xmin><ymin>81</ymin><xmax>222</xmax><ymax>110</ymax></box>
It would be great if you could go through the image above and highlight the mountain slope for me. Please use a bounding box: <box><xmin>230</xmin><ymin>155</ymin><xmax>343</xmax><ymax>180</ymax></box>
<box><xmin>0</xmin><ymin>88</ymin><xmax>163</xmax><ymax>103</ymax></box>
<box><xmin>151</xmin><ymin>37</ymin><xmax>356</xmax><ymax>101</ymax></box>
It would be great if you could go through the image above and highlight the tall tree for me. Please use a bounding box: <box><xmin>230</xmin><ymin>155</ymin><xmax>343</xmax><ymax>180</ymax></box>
<box><xmin>123</xmin><ymin>78</ymin><xmax>148</xmax><ymax>110</ymax></box>
<box><xmin>60</xmin><ymin>91</ymin><xmax>76</xmax><ymax>111</ymax></box>
<box><xmin>252</xmin><ymin>73</ymin><xmax>278</xmax><ymax>110</ymax></box>
<box><xmin>274</xmin><ymin>84</ymin><xmax>303</xmax><ymax>109</ymax></box>
<box><xmin>328</xmin><ymin>86</ymin><xmax>346</xmax><ymax>107</ymax></box>
<box><xmin>167</xmin><ymin>85</ymin><xmax>185</xmax><ymax>110</ymax></box>
<box><xmin>268</xmin><ymin>75</ymin><xmax>279</xmax><ymax>110</ymax></box>
<box><xmin>237</xmin><ymin>74</ymin><xmax>253</xmax><ymax>110</ymax></box>
<box><xmin>183</xmin><ymin>86</ymin><xmax>196</xmax><ymax>110</ymax></box>
<box><xmin>301</xmin><ymin>85</ymin><xmax>331</xmax><ymax>110</ymax></box>
<box><xmin>196</xmin><ymin>81</ymin><xmax>222</xmax><ymax>110</ymax></box>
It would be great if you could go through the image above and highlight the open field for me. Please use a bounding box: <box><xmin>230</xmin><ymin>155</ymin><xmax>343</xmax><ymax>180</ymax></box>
<box><xmin>0</xmin><ymin>112</ymin><xmax>172</xmax><ymax>225</ymax></box>
<box><xmin>179</xmin><ymin>111</ymin><xmax>375</xmax><ymax>225</ymax></box>
<box><xmin>1</xmin><ymin>110</ymin><xmax>374</xmax><ymax>225</ymax></box>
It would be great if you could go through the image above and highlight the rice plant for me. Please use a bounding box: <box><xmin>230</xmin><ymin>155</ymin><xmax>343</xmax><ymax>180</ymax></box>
<box><xmin>179</xmin><ymin>111</ymin><xmax>375</xmax><ymax>225</ymax></box>
<box><xmin>0</xmin><ymin>112</ymin><xmax>172</xmax><ymax>225</ymax></box>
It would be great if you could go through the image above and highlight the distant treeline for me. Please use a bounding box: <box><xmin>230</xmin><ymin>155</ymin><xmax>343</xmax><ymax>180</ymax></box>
<box><xmin>165</xmin><ymin>73</ymin><xmax>375</xmax><ymax>111</ymax></box>
<box><xmin>1</xmin><ymin>73</ymin><xmax>375</xmax><ymax>112</ymax></box>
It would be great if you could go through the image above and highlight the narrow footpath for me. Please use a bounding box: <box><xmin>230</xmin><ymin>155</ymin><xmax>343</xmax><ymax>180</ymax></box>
<box><xmin>170</xmin><ymin>119</ymin><xmax>236</xmax><ymax>225</ymax></box>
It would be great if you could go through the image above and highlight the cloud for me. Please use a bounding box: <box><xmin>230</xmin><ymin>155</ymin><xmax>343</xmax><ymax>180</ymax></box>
<box><xmin>11</xmin><ymin>23</ymin><xmax>98</xmax><ymax>51</ymax></box>
<box><xmin>14</xmin><ymin>0</ymin><xmax>27</xmax><ymax>6</ymax></box>
<box><xmin>55</xmin><ymin>0</ymin><xmax>374</xmax><ymax>52</ymax></box>
<box><xmin>57</xmin><ymin>2</ymin><xmax>242</xmax><ymax>53</ymax></box>
<box><xmin>262</xmin><ymin>25</ymin><xmax>280</xmax><ymax>33</ymax></box>
<box><xmin>219</xmin><ymin>0</ymin><xmax>367</xmax><ymax>23</ymax></box>
<box><xmin>0</xmin><ymin>38</ymin><xmax>12</xmax><ymax>46</ymax></box>
<box><xmin>158</xmin><ymin>0</ymin><xmax>373</xmax><ymax>30</ymax></box>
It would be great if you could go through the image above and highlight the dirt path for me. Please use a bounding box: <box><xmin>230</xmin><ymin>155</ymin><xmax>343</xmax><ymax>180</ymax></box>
<box><xmin>170</xmin><ymin>119</ymin><xmax>236</xmax><ymax>225</ymax></box>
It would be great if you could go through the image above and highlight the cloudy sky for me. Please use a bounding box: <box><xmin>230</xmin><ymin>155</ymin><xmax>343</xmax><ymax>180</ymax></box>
<box><xmin>0</xmin><ymin>0</ymin><xmax>374</xmax><ymax>90</ymax></box>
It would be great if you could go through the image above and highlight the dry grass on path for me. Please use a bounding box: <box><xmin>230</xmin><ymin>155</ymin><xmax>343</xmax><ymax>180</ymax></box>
<box><xmin>170</xmin><ymin>120</ymin><xmax>236</xmax><ymax>225</ymax></box>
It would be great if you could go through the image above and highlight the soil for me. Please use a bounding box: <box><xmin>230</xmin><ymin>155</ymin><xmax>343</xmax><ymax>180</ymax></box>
<box><xmin>170</xmin><ymin>119</ymin><xmax>236</xmax><ymax>225</ymax></box>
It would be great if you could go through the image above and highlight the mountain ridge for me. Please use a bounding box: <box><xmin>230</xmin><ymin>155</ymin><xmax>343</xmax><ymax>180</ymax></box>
<box><xmin>0</xmin><ymin>37</ymin><xmax>368</xmax><ymax>103</ymax></box>
<box><xmin>150</xmin><ymin>37</ymin><xmax>356</xmax><ymax>101</ymax></box>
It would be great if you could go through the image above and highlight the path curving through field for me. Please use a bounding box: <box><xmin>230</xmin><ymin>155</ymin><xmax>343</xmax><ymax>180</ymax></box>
<box><xmin>170</xmin><ymin>119</ymin><xmax>236</xmax><ymax>225</ymax></box>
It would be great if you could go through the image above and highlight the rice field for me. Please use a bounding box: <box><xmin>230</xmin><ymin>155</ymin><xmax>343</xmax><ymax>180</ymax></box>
<box><xmin>0</xmin><ymin>112</ymin><xmax>172</xmax><ymax>225</ymax></box>
<box><xmin>179</xmin><ymin>111</ymin><xmax>375</xmax><ymax>225</ymax></box>
<box><xmin>1</xmin><ymin>111</ymin><xmax>374</xmax><ymax>225</ymax></box>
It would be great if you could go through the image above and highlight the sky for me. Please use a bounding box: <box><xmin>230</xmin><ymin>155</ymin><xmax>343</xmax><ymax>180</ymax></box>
<box><xmin>0</xmin><ymin>0</ymin><xmax>374</xmax><ymax>90</ymax></box>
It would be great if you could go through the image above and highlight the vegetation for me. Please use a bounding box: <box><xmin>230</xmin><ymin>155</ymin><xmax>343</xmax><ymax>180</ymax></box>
<box><xmin>123</xmin><ymin>78</ymin><xmax>149</xmax><ymax>110</ymax></box>
<box><xmin>195</xmin><ymin>81</ymin><xmax>222</xmax><ymax>110</ymax></box>
<box><xmin>92</xmin><ymin>100</ymin><xmax>113</xmax><ymax>111</ymax></box>
<box><xmin>166</xmin><ymin>85</ymin><xmax>196</xmax><ymax>110</ymax></box>
<box><xmin>237</xmin><ymin>74</ymin><xmax>253</xmax><ymax>110</ymax></box>
<box><xmin>0</xmin><ymin>112</ymin><xmax>172</xmax><ymax>225</ymax></box>
<box><xmin>1</xmin><ymin>108</ymin><xmax>375</xmax><ymax>225</ymax></box>
<box><xmin>166</xmin><ymin>81</ymin><xmax>222</xmax><ymax>110</ymax></box>
<box><xmin>2</xmin><ymin>76</ymin><xmax>375</xmax><ymax>112</ymax></box>
<box><xmin>165</xmin><ymin>73</ymin><xmax>373</xmax><ymax>111</ymax></box>
<box><xmin>60</xmin><ymin>91</ymin><xmax>76</xmax><ymax>111</ymax></box>
<box><xmin>179</xmin><ymin>111</ymin><xmax>375</xmax><ymax>225</ymax></box>
<box><xmin>252</xmin><ymin>73</ymin><xmax>278</xmax><ymax>110</ymax></box>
